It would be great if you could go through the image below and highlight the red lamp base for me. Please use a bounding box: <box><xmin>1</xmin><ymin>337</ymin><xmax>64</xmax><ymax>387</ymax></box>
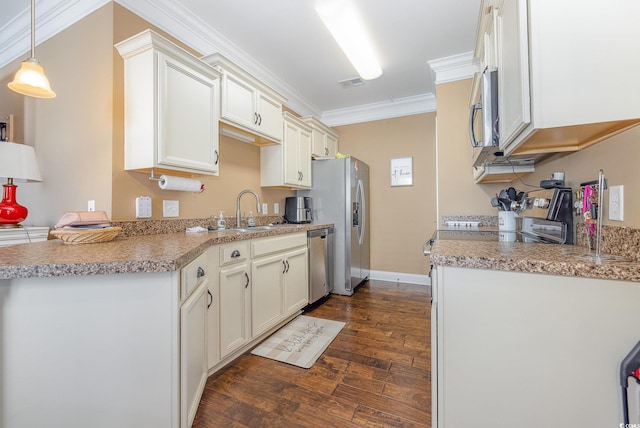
<box><xmin>0</xmin><ymin>184</ymin><xmax>28</xmax><ymax>228</ymax></box>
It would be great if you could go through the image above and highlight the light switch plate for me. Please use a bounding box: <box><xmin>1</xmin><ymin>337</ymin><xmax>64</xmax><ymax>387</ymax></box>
<box><xmin>135</xmin><ymin>196</ymin><xmax>152</xmax><ymax>218</ymax></box>
<box><xmin>163</xmin><ymin>200</ymin><xmax>179</xmax><ymax>218</ymax></box>
<box><xmin>608</xmin><ymin>185</ymin><xmax>624</xmax><ymax>221</ymax></box>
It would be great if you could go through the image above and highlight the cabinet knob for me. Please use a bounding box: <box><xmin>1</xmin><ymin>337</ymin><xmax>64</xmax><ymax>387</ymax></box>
<box><xmin>214</xmin><ymin>149</ymin><xmax>219</xmax><ymax>165</ymax></box>
<box><xmin>282</xmin><ymin>260</ymin><xmax>287</xmax><ymax>274</ymax></box>
<box><xmin>244</xmin><ymin>272</ymin><xmax>249</xmax><ymax>288</ymax></box>
<box><xmin>207</xmin><ymin>289</ymin><xmax>213</xmax><ymax>309</ymax></box>
<box><xmin>258</xmin><ymin>114</ymin><xmax>262</xmax><ymax>126</ymax></box>
<box><xmin>231</xmin><ymin>250</ymin><xmax>241</xmax><ymax>258</ymax></box>
<box><xmin>254</xmin><ymin>112</ymin><xmax>259</xmax><ymax>125</ymax></box>
<box><xmin>197</xmin><ymin>267</ymin><xmax>205</xmax><ymax>278</ymax></box>
<box><xmin>325</xmin><ymin>147</ymin><xmax>329</xmax><ymax>156</ymax></box>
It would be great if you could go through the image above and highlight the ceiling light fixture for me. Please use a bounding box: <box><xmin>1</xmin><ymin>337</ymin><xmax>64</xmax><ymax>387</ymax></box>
<box><xmin>315</xmin><ymin>0</ymin><xmax>382</xmax><ymax>81</ymax></box>
<box><xmin>8</xmin><ymin>0</ymin><xmax>56</xmax><ymax>99</ymax></box>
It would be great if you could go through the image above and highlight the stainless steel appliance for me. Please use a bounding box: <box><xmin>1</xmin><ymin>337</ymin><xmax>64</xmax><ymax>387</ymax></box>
<box><xmin>298</xmin><ymin>156</ymin><xmax>370</xmax><ymax>296</ymax></box>
<box><xmin>307</xmin><ymin>227</ymin><xmax>334</xmax><ymax>304</ymax></box>
<box><xmin>284</xmin><ymin>196</ymin><xmax>312</xmax><ymax>223</ymax></box>
<box><xmin>519</xmin><ymin>187</ymin><xmax>574</xmax><ymax>244</ymax></box>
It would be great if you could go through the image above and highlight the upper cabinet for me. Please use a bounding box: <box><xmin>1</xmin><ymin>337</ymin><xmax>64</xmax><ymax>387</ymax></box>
<box><xmin>489</xmin><ymin>0</ymin><xmax>640</xmax><ymax>157</ymax></box>
<box><xmin>203</xmin><ymin>53</ymin><xmax>286</xmax><ymax>145</ymax></box>
<box><xmin>260</xmin><ymin>112</ymin><xmax>312</xmax><ymax>189</ymax></box>
<box><xmin>301</xmin><ymin>116</ymin><xmax>339</xmax><ymax>158</ymax></box>
<box><xmin>116</xmin><ymin>30</ymin><xmax>221</xmax><ymax>176</ymax></box>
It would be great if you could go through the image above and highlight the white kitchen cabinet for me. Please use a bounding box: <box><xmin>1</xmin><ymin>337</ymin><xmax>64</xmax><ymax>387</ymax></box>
<box><xmin>489</xmin><ymin>0</ymin><xmax>640</xmax><ymax>156</ymax></box>
<box><xmin>282</xmin><ymin>247</ymin><xmax>309</xmax><ymax>315</ymax></box>
<box><xmin>301</xmin><ymin>116</ymin><xmax>339</xmax><ymax>158</ymax></box>
<box><xmin>250</xmin><ymin>233</ymin><xmax>308</xmax><ymax>337</ymax></box>
<box><xmin>115</xmin><ymin>30</ymin><xmax>221</xmax><ymax>176</ymax></box>
<box><xmin>206</xmin><ymin>247</ymin><xmax>220</xmax><ymax>370</ymax></box>
<box><xmin>433</xmin><ymin>265</ymin><xmax>640</xmax><ymax>428</ymax></box>
<box><xmin>261</xmin><ymin>112</ymin><xmax>312</xmax><ymax>189</ymax></box>
<box><xmin>218</xmin><ymin>242</ymin><xmax>251</xmax><ymax>359</ymax></box>
<box><xmin>203</xmin><ymin>52</ymin><xmax>286</xmax><ymax>144</ymax></box>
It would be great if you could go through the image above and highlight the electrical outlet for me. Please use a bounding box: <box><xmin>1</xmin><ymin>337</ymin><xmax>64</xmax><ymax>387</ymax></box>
<box><xmin>163</xmin><ymin>200</ymin><xmax>179</xmax><ymax>218</ymax></box>
<box><xmin>135</xmin><ymin>196</ymin><xmax>152</xmax><ymax>218</ymax></box>
<box><xmin>274</xmin><ymin>203</ymin><xmax>280</xmax><ymax>214</ymax></box>
<box><xmin>262</xmin><ymin>203</ymin><xmax>268</xmax><ymax>215</ymax></box>
<box><xmin>87</xmin><ymin>200</ymin><xmax>95</xmax><ymax>212</ymax></box>
<box><xmin>609</xmin><ymin>185</ymin><xmax>624</xmax><ymax>221</ymax></box>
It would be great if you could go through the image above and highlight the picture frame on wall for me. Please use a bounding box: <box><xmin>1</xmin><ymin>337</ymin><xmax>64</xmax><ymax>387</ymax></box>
<box><xmin>0</xmin><ymin>114</ymin><xmax>14</xmax><ymax>142</ymax></box>
<box><xmin>390</xmin><ymin>156</ymin><xmax>413</xmax><ymax>186</ymax></box>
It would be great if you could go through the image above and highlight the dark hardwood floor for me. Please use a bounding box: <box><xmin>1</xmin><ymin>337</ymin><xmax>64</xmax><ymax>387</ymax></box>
<box><xmin>192</xmin><ymin>280</ymin><xmax>431</xmax><ymax>427</ymax></box>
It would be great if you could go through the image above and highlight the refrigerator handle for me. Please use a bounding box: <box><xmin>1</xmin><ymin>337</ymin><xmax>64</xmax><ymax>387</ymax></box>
<box><xmin>356</xmin><ymin>179</ymin><xmax>365</xmax><ymax>245</ymax></box>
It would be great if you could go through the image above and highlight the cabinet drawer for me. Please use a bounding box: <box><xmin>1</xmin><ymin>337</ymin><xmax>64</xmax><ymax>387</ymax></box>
<box><xmin>220</xmin><ymin>241</ymin><xmax>250</xmax><ymax>266</ymax></box>
<box><xmin>181</xmin><ymin>251</ymin><xmax>209</xmax><ymax>300</ymax></box>
<box><xmin>252</xmin><ymin>232</ymin><xmax>306</xmax><ymax>258</ymax></box>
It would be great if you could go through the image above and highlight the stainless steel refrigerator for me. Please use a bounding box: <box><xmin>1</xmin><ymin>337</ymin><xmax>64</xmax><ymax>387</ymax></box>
<box><xmin>298</xmin><ymin>156</ymin><xmax>370</xmax><ymax>295</ymax></box>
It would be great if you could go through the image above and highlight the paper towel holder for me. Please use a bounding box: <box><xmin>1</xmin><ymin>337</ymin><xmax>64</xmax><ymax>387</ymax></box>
<box><xmin>148</xmin><ymin>168</ymin><xmax>205</xmax><ymax>193</ymax></box>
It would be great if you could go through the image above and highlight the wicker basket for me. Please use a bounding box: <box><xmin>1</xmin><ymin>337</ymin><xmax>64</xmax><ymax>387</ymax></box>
<box><xmin>50</xmin><ymin>227</ymin><xmax>122</xmax><ymax>244</ymax></box>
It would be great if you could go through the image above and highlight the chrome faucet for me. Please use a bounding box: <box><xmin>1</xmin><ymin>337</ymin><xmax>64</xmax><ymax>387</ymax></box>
<box><xmin>236</xmin><ymin>189</ymin><xmax>261</xmax><ymax>228</ymax></box>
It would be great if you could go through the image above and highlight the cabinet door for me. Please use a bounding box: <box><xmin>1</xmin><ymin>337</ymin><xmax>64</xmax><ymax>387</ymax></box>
<box><xmin>221</xmin><ymin>72</ymin><xmax>257</xmax><ymax>131</ymax></box>
<box><xmin>325</xmin><ymin>133</ymin><xmax>338</xmax><ymax>158</ymax></box>
<box><xmin>298</xmin><ymin>127</ymin><xmax>312</xmax><ymax>188</ymax></box>
<box><xmin>283</xmin><ymin>120</ymin><xmax>301</xmax><ymax>186</ymax></box>
<box><xmin>497</xmin><ymin>0</ymin><xmax>531</xmax><ymax>148</ymax></box>
<box><xmin>284</xmin><ymin>247</ymin><xmax>309</xmax><ymax>316</ymax></box>
<box><xmin>158</xmin><ymin>52</ymin><xmax>220</xmax><ymax>175</ymax></box>
<box><xmin>251</xmin><ymin>254</ymin><xmax>284</xmax><ymax>337</ymax></box>
<box><xmin>180</xmin><ymin>279</ymin><xmax>208</xmax><ymax>428</ymax></box>
<box><xmin>219</xmin><ymin>263</ymin><xmax>250</xmax><ymax>358</ymax></box>
<box><xmin>257</xmin><ymin>92</ymin><xmax>283</xmax><ymax>142</ymax></box>
<box><xmin>206</xmin><ymin>284</ymin><xmax>220</xmax><ymax>370</ymax></box>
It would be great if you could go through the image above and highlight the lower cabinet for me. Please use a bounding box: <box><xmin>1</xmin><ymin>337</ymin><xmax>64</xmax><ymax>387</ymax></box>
<box><xmin>219</xmin><ymin>262</ymin><xmax>251</xmax><ymax>359</ymax></box>
<box><xmin>282</xmin><ymin>247</ymin><xmax>309</xmax><ymax>315</ymax></box>
<box><xmin>179</xmin><ymin>251</ymin><xmax>211</xmax><ymax>428</ymax></box>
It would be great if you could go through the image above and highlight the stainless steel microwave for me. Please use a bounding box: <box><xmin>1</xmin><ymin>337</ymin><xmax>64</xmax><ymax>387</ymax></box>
<box><xmin>469</xmin><ymin>69</ymin><xmax>499</xmax><ymax>148</ymax></box>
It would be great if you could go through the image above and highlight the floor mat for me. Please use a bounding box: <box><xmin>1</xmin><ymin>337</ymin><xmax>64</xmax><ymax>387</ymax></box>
<box><xmin>250</xmin><ymin>315</ymin><xmax>345</xmax><ymax>368</ymax></box>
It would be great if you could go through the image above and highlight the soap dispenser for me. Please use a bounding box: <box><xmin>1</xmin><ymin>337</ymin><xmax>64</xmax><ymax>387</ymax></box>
<box><xmin>217</xmin><ymin>211</ymin><xmax>226</xmax><ymax>230</ymax></box>
<box><xmin>248</xmin><ymin>211</ymin><xmax>256</xmax><ymax>227</ymax></box>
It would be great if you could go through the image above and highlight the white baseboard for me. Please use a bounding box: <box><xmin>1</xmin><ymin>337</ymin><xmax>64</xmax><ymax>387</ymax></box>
<box><xmin>369</xmin><ymin>270</ymin><xmax>431</xmax><ymax>286</ymax></box>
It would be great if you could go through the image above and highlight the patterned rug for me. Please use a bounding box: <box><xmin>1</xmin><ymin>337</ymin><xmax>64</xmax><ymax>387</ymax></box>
<box><xmin>250</xmin><ymin>315</ymin><xmax>345</xmax><ymax>368</ymax></box>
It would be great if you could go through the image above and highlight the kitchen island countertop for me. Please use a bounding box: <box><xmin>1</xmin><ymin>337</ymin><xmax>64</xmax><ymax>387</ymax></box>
<box><xmin>0</xmin><ymin>223</ymin><xmax>333</xmax><ymax>279</ymax></box>
<box><xmin>430</xmin><ymin>239</ymin><xmax>640</xmax><ymax>282</ymax></box>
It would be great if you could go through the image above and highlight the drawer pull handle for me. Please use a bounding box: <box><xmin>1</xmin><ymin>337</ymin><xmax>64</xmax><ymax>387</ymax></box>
<box><xmin>197</xmin><ymin>267</ymin><xmax>205</xmax><ymax>278</ymax></box>
<box><xmin>244</xmin><ymin>272</ymin><xmax>249</xmax><ymax>288</ymax></box>
<box><xmin>207</xmin><ymin>289</ymin><xmax>213</xmax><ymax>309</ymax></box>
<box><xmin>231</xmin><ymin>250</ymin><xmax>241</xmax><ymax>258</ymax></box>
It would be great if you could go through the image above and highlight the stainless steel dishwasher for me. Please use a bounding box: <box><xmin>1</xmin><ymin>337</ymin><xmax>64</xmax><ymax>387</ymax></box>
<box><xmin>307</xmin><ymin>227</ymin><xmax>334</xmax><ymax>304</ymax></box>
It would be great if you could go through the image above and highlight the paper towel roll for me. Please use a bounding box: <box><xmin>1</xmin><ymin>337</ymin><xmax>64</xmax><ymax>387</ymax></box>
<box><xmin>158</xmin><ymin>175</ymin><xmax>203</xmax><ymax>192</ymax></box>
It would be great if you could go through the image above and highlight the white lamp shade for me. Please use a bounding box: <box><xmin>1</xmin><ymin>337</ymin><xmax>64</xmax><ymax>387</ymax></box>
<box><xmin>0</xmin><ymin>141</ymin><xmax>42</xmax><ymax>182</ymax></box>
<box><xmin>8</xmin><ymin>59</ymin><xmax>56</xmax><ymax>99</ymax></box>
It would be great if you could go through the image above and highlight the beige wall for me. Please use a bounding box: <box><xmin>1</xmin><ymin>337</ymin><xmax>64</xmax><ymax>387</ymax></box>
<box><xmin>523</xmin><ymin>125</ymin><xmax>640</xmax><ymax>228</ymax></box>
<box><xmin>435</xmin><ymin>79</ymin><xmax>504</xmax><ymax>219</ymax></box>
<box><xmin>0</xmin><ymin>4</ymin><xmax>114</xmax><ymax>226</ymax></box>
<box><xmin>334</xmin><ymin>114</ymin><xmax>436</xmax><ymax>276</ymax></box>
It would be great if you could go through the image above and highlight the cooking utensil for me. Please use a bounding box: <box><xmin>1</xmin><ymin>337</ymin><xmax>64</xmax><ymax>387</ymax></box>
<box><xmin>507</xmin><ymin>187</ymin><xmax>517</xmax><ymax>201</ymax></box>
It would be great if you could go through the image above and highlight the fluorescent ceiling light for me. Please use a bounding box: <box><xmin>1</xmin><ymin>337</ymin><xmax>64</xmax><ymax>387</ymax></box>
<box><xmin>315</xmin><ymin>0</ymin><xmax>382</xmax><ymax>80</ymax></box>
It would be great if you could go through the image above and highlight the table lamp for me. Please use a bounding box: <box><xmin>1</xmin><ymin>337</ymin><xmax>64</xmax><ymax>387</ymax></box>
<box><xmin>0</xmin><ymin>141</ymin><xmax>42</xmax><ymax>228</ymax></box>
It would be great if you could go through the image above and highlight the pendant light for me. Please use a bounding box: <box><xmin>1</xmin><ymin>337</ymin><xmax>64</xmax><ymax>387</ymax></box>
<box><xmin>8</xmin><ymin>0</ymin><xmax>56</xmax><ymax>99</ymax></box>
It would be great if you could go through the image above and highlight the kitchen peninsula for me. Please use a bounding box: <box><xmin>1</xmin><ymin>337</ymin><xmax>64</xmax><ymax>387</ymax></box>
<box><xmin>429</xmin><ymin>238</ymin><xmax>640</xmax><ymax>428</ymax></box>
<box><xmin>0</xmin><ymin>223</ymin><xmax>330</xmax><ymax>428</ymax></box>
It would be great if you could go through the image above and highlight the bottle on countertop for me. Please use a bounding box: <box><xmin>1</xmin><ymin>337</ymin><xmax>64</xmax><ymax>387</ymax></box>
<box><xmin>217</xmin><ymin>211</ymin><xmax>226</xmax><ymax>230</ymax></box>
<box><xmin>248</xmin><ymin>211</ymin><xmax>256</xmax><ymax>227</ymax></box>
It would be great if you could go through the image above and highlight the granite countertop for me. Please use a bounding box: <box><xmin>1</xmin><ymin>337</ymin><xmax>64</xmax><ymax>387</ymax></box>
<box><xmin>0</xmin><ymin>223</ymin><xmax>333</xmax><ymax>280</ymax></box>
<box><xmin>430</xmin><ymin>239</ymin><xmax>640</xmax><ymax>283</ymax></box>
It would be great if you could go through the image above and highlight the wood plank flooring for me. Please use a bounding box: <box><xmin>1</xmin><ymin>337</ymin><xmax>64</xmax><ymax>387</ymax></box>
<box><xmin>192</xmin><ymin>280</ymin><xmax>431</xmax><ymax>427</ymax></box>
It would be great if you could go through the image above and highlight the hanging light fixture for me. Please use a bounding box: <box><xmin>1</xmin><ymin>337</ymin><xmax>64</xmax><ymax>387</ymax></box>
<box><xmin>8</xmin><ymin>0</ymin><xmax>56</xmax><ymax>99</ymax></box>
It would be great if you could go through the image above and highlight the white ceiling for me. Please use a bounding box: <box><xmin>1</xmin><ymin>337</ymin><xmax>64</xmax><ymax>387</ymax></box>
<box><xmin>1</xmin><ymin>0</ymin><xmax>482</xmax><ymax>125</ymax></box>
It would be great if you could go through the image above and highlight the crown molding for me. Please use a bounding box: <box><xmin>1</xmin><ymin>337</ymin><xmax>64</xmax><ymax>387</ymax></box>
<box><xmin>0</xmin><ymin>0</ymin><xmax>109</xmax><ymax>70</ymax></box>
<box><xmin>321</xmin><ymin>93</ymin><xmax>436</xmax><ymax>127</ymax></box>
<box><xmin>428</xmin><ymin>51</ymin><xmax>479</xmax><ymax>84</ymax></box>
